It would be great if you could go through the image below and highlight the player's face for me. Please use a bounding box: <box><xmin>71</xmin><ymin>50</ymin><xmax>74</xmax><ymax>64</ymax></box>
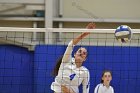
<box><xmin>102</xmin><ymin>72</ymin><xmax>112</xmax><ymax>84</ymax></box>
<box><xmin>74</xmin><ymin>47</ymin><xmax>87</xmax><ymax>63</ymax></box>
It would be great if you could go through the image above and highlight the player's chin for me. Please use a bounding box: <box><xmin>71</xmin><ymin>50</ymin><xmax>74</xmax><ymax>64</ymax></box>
<box><xmin>76</xmin><ymin>56</ymin><xmax>84</xmax><ymax>61</ymax></box>
<box><xmin>106</xmin><ymin>80</ymin><xmax>111</xmax><ymax>83</ymax></box>
<box><xmin>77</xmin><ymin>58</ymin><xmax>84</xmax><ymax>63</ymax></box>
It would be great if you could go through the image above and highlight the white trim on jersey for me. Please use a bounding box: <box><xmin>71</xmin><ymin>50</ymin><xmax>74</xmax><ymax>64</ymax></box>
<box><xmin>51</xmin><ymin>40</ymin><xmax>90</xmax><ymax>93</ymax></box>
<box><xmin>94</xmin><ymin>83</ymin><xmax>114</xmax><ymax>93</ymax></box>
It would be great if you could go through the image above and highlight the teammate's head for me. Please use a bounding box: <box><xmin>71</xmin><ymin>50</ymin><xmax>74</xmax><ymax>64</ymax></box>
<box><xmin>101</xmin><ymin>70</ymin><xmax>112</xmax><ymax>85</ymax></box>
<box><xmin>74</xmin><ymin>47</ymin><xmax>88</xmax><ymax>65</ymax></box>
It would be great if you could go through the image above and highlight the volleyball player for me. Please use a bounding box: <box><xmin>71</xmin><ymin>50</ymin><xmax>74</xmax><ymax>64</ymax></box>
<box><xmin>94</xmin><ymin>70</ymin><xmax>114</xmax><ymax>93</ymax></box>
<box><xmin>51</xmin><ymin>23</ymin><xmax>96</xmax><ymax>93</ymax></box>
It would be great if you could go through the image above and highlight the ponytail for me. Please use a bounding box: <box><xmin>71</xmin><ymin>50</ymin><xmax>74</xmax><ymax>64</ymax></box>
<box><xmin>52</xmin><ymin>56</ymin><xmax>63</xmax><ymax>76</ymax></box>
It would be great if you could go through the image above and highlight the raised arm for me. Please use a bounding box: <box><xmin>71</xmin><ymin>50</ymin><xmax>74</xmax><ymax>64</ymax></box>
<box><xmin>73</xmin><ymin>32</ymin><xmax>90</xmax><ymax>45</ymax></box>
<box><xmin>73</xmin><ymin>23</ymin><xmax>96</xmax><ymax>45</ymax></box>
<box><xmin>62</xmin><ymin>23</ymin><xmax>96</xmax><ymax>63</ymax></box>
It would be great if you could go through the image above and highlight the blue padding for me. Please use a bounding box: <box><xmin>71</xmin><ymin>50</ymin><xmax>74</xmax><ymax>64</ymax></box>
<box><xmin>0</xmin><ymin>45</ymin><xmax>33</xmax><ymax>93</ymax></box>
<box><xmin>34</xmin><ymin>45</ymin><xmax>66</xmax><ymax>93</ymax></box>
<box><xmin>1</xmin><ymin>45</ymin><xmax>139</xmax><ymax>93</ymax></box>
<box><xmin>34</xmin><ymin>45</ymin><xmax>140</xmax><ymax>93</ymax></box>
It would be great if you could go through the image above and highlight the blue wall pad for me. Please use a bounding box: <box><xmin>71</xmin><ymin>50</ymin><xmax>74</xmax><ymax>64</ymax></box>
<box><xmin>0</xmin><ymin>45</ymin><xmax>34</xmax><ymax>93</ymax></box>
<box><xmin>0</xmin><ymin>45</ymin><xmax>139</xmax><ymax>93</ymax></box>
<box><xmin>34</xmin><ymin>45</ymin><xmax>140</xmax><ymax>93</ymax></box>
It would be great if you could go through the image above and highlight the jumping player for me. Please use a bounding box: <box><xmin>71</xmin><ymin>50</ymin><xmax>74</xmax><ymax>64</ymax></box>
<box><xmin>51</xmin><ymin>23</ymin><xmax>96</xmax><ymax>93</ymax></box>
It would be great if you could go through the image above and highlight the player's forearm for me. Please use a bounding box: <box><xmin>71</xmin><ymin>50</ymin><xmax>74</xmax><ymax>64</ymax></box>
<box><xmin>73</xmin><ymin>22</ymin><xmax>95</xmax><ymax>45</ymax></box>
<box><xmin>73</xmin><ymin>32</ymin><xmax>90</xmax><ymax>45</ymax></box>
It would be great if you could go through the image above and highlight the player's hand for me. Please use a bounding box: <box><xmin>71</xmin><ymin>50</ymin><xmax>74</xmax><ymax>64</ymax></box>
<box><xmin>61</xmin><ymin>85</ymin><xmax>75</xmax><ymax>93</ymax></box>
<box><xmin>84</xmin><ymin>22</ymin><xmax>96</xmax><ymax>35</ymax></box>
<box><xmin>86</xmin><ymin>22</ymin><xmax>96</xmax><ymax>29</ymax></box>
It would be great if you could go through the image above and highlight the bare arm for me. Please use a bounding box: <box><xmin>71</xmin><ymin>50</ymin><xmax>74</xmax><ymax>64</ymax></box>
<box><xmin>73</xmin><ymin>22</ymin><xmax>96</xmax><ymax>45</ymax></box>
<box><xmin>73</xmin><ymin>32</ymin><xmax>90</xmax><ymax>45</ymax></box>
<box><xmin>62</xmin><ymin>23</ymin><xmax>96</xmax><ymax>62</ymax></box>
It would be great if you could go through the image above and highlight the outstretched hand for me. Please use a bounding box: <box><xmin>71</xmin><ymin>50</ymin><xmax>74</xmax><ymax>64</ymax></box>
<box><xmin>86</xmin><ymin>22</ymin><xmax>96</xmax><ymax>29</ymax></box>
<box><xmin>73</xmin><ymin>22</ymin><xmax>96</xmax><ymax>45</ymax></box>
<box><xmin>83</xmin><ymin>22</ymin><xmax>96</xmax><ymax>35</ymax></box>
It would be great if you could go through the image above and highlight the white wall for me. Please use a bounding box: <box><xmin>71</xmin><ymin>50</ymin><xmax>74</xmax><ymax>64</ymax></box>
<box><xmin>63</xmin><ymin>0</ymin><xmax>140</xmax><ymax>19</ymax></box>
<box><xmin>0</xmin><ymin>0</ymin><xmax>44</xmax><ymax>4</ymax></box>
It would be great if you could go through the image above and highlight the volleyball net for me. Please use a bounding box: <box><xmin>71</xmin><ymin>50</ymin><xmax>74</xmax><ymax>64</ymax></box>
<box><xmin>0</xmin><ymin>27</ymin><xmax>140</xmax><ymax>93</ymax></box>
<box><xmin>0</xmin><ymin>27</ymin><xmax>140</xmax><ymax>47</ymax></box>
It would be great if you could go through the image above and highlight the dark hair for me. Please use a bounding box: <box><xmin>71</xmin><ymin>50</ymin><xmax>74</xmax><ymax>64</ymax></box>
<box><xmin>52</xmin><ymin>56</ymin><xmax>63</xmax><ymax>76</ymax></box>
<box><xmin>101</xmin><ymin>70</ymin><xmax>112</xmax><ymax>83</ymax></box>
<box><xmin>52</xmin><ymin>47</ymin><xmax>88</xmax><ymax>76</ymax></box>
